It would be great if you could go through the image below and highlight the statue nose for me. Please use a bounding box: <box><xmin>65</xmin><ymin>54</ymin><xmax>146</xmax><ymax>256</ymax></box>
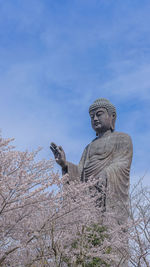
<box><xmin>94</xmin><ymin>115</ymin><xmax>98</xmax><ymax>121</ymax></box>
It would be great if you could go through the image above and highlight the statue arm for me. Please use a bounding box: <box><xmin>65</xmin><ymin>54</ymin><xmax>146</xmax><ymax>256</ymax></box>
<box><xmin>108</xmin><ymin>133</ymin><xmax>133</xmax><ymax>175</ymax></box>
<box><xmin>106</xmin><ymin>134</ymin><xmax>133</xmax><ymax>189</ymax></box>
<box><xmin>104</xmin><ymin>134</ymin><xmax>133</xmax><ymax>220</ymax></box>
<box><xmin>62</xmin><ymin>146</ymin><xmax>89</xmax><ymax>182</ymax></box>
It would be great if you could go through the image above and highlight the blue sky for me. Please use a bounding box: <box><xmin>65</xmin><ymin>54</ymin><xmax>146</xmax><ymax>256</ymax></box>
<box><xmin>0</xmin><ymin>0</ymin><xmax>150</xmax><ymax>185</ymax></box>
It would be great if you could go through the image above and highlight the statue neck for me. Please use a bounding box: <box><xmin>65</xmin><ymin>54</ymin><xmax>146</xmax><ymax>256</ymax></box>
<box><xmin>97</xmin><ymin>129</ymin><xmax>112</xmax><ymax>138</ymax></box>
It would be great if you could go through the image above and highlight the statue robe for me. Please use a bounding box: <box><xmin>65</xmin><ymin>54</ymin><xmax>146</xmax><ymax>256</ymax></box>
<box><xmin>63</xmin><ymin>130</ymin><xmax>133</xmax><ymax>223</ymax></box>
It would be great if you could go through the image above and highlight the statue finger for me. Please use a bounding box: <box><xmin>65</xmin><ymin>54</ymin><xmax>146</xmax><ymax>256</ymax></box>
<box><xmin>58</xmin><ymin>146</ymin><xmax>64</xmax><ymax>151</ymax></box>
<box><xmin>50</xmin><ymin>145</ymin><xmax>57</xmax><ymax>154</ymax></box>
<box><xmin>50</xmin><ymin>142</ymin><xmax>57</xmax><ymax>150</ymax></box>
<box><xmin>50</xmin><ymin>145</ymin><xmax>54</xmax><ymax>151</ymax></box>
<box><xmin>50</xmin><ymin>142</ymin><xmax>60</xmax><ymax>155</ymax></box>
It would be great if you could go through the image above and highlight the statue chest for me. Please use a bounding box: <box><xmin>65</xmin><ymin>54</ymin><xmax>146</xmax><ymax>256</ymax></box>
<box><xmin>88</xmin><ymin>136</ymin><xmax>114</xmax><ymax>159</ymax></box>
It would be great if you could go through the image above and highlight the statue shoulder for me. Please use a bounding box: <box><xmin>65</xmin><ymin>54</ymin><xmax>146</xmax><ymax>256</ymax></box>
<box><xmin>113</xmin><ymin>131</ymin><xmax>132</xmax><ymax>139</ymax></box>
<box><xmin>113</xmin><ymin>131</ymin><xmax>133</xmax><ymax>148</ymax></box>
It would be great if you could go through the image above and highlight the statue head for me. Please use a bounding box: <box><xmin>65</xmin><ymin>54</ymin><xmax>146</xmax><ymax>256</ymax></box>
<box><xmin>89</xmin><ymin>98</ymin><xmax>117</xmax><ymax>134</ymax></box>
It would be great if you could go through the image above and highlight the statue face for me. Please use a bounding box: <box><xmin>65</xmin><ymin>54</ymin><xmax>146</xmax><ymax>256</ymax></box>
<box><xmin>90</xmin><ymin>107</ymin><xmax>113</xmax><ymax>134</ymax></box>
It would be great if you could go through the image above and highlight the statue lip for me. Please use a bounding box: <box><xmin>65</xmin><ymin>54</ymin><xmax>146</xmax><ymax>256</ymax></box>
<box><xmin>94</xmin><ymin>122</ymin><xmax>101</xmax><ymax>126</ymax></box>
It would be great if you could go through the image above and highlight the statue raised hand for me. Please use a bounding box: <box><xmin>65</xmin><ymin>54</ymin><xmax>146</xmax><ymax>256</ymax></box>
<box><xmin>50</xmin><ymin>142</ymin><xmax>66</xmax><ymax>168</ymax></box>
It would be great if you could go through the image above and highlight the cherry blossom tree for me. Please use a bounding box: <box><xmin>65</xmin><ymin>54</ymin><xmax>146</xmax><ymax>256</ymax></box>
<box><xmin>0</xmin><ymin>136</ymin><xmax>149</xmax><ymax>266</ymax></box>
<box><xmin>0</xmin><ymin>135</ymin><xmax>126</xmax><ymax>266</ymax></box>
<box><xmin>128</xmin><ymin>180</ymin><xmax>150</xmax><ymax>267</ymax></box>
<box><xmin>0</xmin><ymin>136</ymin><xmax>61</xmax><ymax>266</ymax></box>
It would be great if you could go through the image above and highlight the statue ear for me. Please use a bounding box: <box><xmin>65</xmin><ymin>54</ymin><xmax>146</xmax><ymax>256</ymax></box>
<box><xmin>110</xmin><ymin>112</ymin><xmax>116</xmax><ymax>131</ymax></box>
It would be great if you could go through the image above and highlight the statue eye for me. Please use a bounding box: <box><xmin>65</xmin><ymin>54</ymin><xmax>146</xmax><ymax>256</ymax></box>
<box><xmin>97</xmin><ymin>112</ymin><xmax>103</xmax><ymax>116</ymax></box>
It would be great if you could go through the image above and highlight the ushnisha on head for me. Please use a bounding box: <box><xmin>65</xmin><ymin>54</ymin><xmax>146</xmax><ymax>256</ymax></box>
<box><xmin>89</xmin><ymin>98</ymin><xmax>117</xmax><ymax>134</ymax></box>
